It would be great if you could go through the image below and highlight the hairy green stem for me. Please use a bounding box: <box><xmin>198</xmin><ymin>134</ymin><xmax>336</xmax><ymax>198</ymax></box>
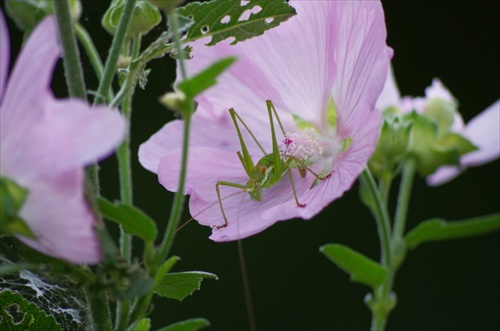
<box><xmin>94</xmin><ymin>0</ymin><xmax>137</xmax><ymax>106</ymax></box>
<box><xmin>84</xmin><ymin>286</ymin><xmax>112</xmax><ymax>331</ymax></box>
<box><xmin>53</xmin><ymin>0</ymin><xmax>86</xmax><ymax>100</ymax></box>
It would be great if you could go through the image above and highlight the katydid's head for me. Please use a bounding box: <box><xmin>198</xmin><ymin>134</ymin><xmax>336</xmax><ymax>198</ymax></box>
<box><xmin>246</xmin><ymin>179</ymin><xmax>262</xmax><ymax>202</ymax></box>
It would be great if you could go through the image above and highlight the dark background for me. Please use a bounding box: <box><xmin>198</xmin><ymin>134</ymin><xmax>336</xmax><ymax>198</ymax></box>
<box><xmin>3</xmin><ymin>1</ymin><xmax>499</xmax><ymax>330</ymax></box>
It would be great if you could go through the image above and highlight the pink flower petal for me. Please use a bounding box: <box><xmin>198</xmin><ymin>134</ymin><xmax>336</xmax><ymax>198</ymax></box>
<box><xmin>461</xmin><ymin>100</ymin><xmax>500</xmax><ymax>166</ymax></box>
<box><xmin>376</xmin><ymin>67</ymin><xmax>401</xmax><ymax>111</ymax></box>
<box><xmin>1</xmin><ymin>17</ymin><xmax>60</xmax><ymax>125</ymax></box>
<box><xmin>0</xmin><ymin>11</ymin><xmax>9</xmax><ymax>101</ymax></box>
<box><xmin>18</xmin><ymin>170</ymin><xmax>102</xmax><ymax>264</ymax></box>
<box><xmin>0</xmin><ymin>16</ymin><xmax>126</xmax><ymax>263</ymax></box>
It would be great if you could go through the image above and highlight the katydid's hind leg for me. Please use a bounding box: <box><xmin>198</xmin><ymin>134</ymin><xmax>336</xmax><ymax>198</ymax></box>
<box><xmin>294</xmin><ymin>158</ymin><xmax>334</xmax><ymax>181</ymax></box>
<box><xmin>287</xmin><ymin>169</ymin><xmax>306</xmax><ymax>208</ymax></box>
<box><xmin>215</xmin><ymin>181</ymin><xmax>247</xmax><ymax>229</ymax></box>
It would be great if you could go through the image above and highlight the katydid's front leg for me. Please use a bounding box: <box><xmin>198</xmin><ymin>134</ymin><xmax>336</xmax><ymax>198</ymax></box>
<box><xmin>215</xmin><ymin>181</ymin><xmax>247</xmax><ymax>229</ymax></box>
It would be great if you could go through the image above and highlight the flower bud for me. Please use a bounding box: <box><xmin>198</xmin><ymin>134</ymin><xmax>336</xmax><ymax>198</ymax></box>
<box><xmin>5</xmin><ymin>0</ymin><xmax>81</xmax><ymax>32</ymax></box>
<box><xmin>102</xmin><ymin>0</ymin><xmax>162</xmax><ymax>37</ymax></box>
<box><xmin>159</xmin><ymin>91</ymin><xmax>187</xmax><ymax>112</ymax></box>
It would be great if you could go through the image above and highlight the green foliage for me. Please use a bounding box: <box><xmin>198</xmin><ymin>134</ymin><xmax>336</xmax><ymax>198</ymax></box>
<box><xmin>0</xmin><ymin>263</ymin><xmax>38</xmax><ymax>277</ymax></box>
<box><xmin>0</xmin><ymin>177</ymin><xmax>35</xmax><ymax>238</ymax></box>
<box><xmin>157</xmin><ymin>318</ymin><xmax>210</xmax><ymax>331</ymax></box>
<box><xmin>5</xmin><ymin>0</ymin><xmax>81</xmax><ymax>32</ymax></box>
<box><xmin>133</xmin><ymin>318</ymin><xmax>151</xmax><ymax>331</ymax></box>
<box><xmin>0</xmin><ymin>290</ymin><xmax>62</xmax><ymax>331</ymax></box>
<box><xmin>405</xmin><ymin>214</ymin><xmax>500</xmax><ymax>249</ymax></box>
<box><xmin>176</xmin><ymin>0</ymin><xmax>296</xmax><ymax>46</ymax></box>
<box><xmin>177</xmin><ymin>57</ymin><xmax>236</xmax><ymax>99</ymax></box>
<box><xmin>97</xmin><ymin>198</ymin><xmax>158</xmax><ymax>243</ymax></box>
<box><xmin>320</xmin><ymin>244</ymin><xmax>388</xmax><ymax>289</ymax></box>
<box><xmin>154</xmin><ymin>271</ymin><xmax>218</xmax><ymax>301</ymax></box>
<box><xmin>369</xmin><ymin>107</ymin><xmax>412</xmax><ymax>179</ymax></box>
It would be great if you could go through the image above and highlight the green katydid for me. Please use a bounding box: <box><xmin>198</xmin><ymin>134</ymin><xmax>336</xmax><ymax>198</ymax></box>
<box><xmin>212</xmin><ymin>100</ymin><xmax>333</xmax><ymax>229</ymax></box>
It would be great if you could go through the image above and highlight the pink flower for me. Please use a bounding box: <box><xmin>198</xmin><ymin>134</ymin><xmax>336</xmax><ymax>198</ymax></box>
<box><xmin>377</xmin><ymin>69</ymin><xmax>500</xmax><ymax>185</ymax></box>
<box><xmin>139</xmin><ymin>1</ymin><xmax>391</xmax><ymax>241</ymax></box>
<box><xmin>0</xmin><ymin>13</ymin><xmax>126</xmax><ymax>263</ymax></box>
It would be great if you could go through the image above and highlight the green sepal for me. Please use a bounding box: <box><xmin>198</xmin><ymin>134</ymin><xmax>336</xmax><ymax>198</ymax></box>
<box><xmin>177</xmin><ymin>56</ymin><xmax>236</xmax><ymax>99</ymax></box>
<box><xmin>102</xmin><ymin>0</ymin><xmax>162</xmax><ymax>37</ymax></box>
<box><xmin>154</xmin><ymin>271</ymin><xmax>218</xmax><ymax>301</ymax></box>
<box><xmin>369</xmin><ymin>107</ymin><xmax>412</xmax><ymax>179</ymax></box>
<box><xmin>97</xmin><ymin>198</ymin><xmax>158</xmax><ymax>244</ymax></box>
<box><xmin>407</xmin><ymin>111</ymin><xmax>461</xmax><ymax>176</ymax></box>
<box><xmin>320</xmin><ymin>244</ymin><xmax>388</xmax><ymax>289</ymax></box>
<box><xmin>405</xmin><ymin>214</ymin><xmax>500</xmax><ymax>250</ymax></box>
<box><xmin>422</xmin><ymin>97</ymin><xmax>456</xmax><ymax>135</ymax></box>
<box><xmin>0</xmin><ymin>290</ymin><xmax>62</xmax><ymax>331</ymax></box>
<box><xmin>5</xmin><ymin>0</ymin><xmax>81</xmax><ymax>32</ymax></box>
<box><xmin>176</xmin><ymin>0</ymin><xmax>296</xmax><ymax>46</ymax></box>
<box><xmin>157</xmin><ymin>318</ymin><xmax>210</xmax><ymax>331</ymax></box>
<box><xmin>0</xmin><ymin>177</ymin><xmax>35</xmax><ymax>238</ymax></box>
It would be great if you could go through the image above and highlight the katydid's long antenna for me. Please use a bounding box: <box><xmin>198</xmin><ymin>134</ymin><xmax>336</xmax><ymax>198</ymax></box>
<box><xmin>175</xmin><ymin>190</ymin><xmax>245</xmax><ymax>233</ymax></box>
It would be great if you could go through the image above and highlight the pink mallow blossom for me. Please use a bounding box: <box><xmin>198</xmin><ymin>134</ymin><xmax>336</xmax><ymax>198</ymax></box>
<box><xmin>376</xmin><ymin>69</ymin><xmax>500</xmax><ymax>185</ymax></box>
<box><xmin>0</xmin><ymin>13</ymin><xmax>126</xmax><ymax>263</ymax></box>
<box><xmin>139</xmin><ymin>1</ymin><xmax>392</xmax><ymax>241</ymax></box>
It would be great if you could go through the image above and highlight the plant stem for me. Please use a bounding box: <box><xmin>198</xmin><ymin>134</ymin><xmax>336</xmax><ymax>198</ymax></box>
<box><xmin>75</xmin><ymin>23</ymin><xmax>104</xmax><ymax>81</ymax></box>
<box><xmin>366</xmin><ymin>160</ymin><xmax>416</xmax><ymax>330</ymax></box>
<box><xmin>393</xmin><ymin>159</ymin><xmax>416</xmax><ymax>242</ymax></box>
<box><xmin>129</xmin><ymin>9</ymin><xmax>193</xmax><ymax>325</ymax></box>
<box><xmin>157</xmin><ymin>9</ymin><xmax>192</xmax><ymax>264</ymax></box>
<box><xmin>84</xmin><ymin>286</ymin><xmax>112</xmax><ymax>331</ymax></box>
<box><xmin>362</xmin><ymin>168</ymin><xmax>392</xmax><ymax>267</ymax></box>
<box><xmin>53</xmin><ymin>0</ymin><xmax>86</xmax><ymax>100</ymax></box>
<box><xmin>94</xmin><ymin>0</ymin><xmax>137</xmax><ymax>106</ymax></box>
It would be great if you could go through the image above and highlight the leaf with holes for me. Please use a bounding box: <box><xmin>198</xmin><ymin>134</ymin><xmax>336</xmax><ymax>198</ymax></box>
<box><xmin>177</xmin><ymin>0</ymin><xmax>296</xmax><ymax>46</ymax></box>
<box><xmin>155</xmin><ymin>272</ymin><xmax>218</xmax><ymax>301</ymax></box>
<box><xmin>0</xmin><ymin>290</ymin><xmax>62</xmax><ymax>330</ymax></box>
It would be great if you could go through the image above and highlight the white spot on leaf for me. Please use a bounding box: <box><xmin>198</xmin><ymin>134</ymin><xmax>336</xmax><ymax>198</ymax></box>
<box><xmin>221</xmin><ymin>15</ymin><xmax>231</xmax><ymax>24</ymax></box>
<box><xmin>238</xmin><ymin>5</ymin><xmax>262</xmax><ymax>21</ymax></box>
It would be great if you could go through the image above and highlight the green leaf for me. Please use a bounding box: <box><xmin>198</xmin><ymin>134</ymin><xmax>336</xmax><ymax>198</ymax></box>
<box><xmin>405</xmin><ymin>214</ymin><xmax>500</xmax><ymax>249</ymax></box>
<box><xmin>0</xmin><ymin>290</ymin><xmax>62</xmax><ymax>331</ymax></box>
<box><xmin>97</xmin><ymin>198</ymin><xmax>158</xmax><ymax>243</ymax></box>
<box><xmin>133</xmin><ymin>318</ymin><xmax>151</xmax><ymax>331</ymax></box>
<box><xmin>320</xmin><ymin>244</ymin><xmax>388</xmax><ymax>289</ymax></box>
<box><xmin>155</xmin><ymin>271</ymin><xmax>217</xmax><ymax>301</ymax></box>
<box><xmin>157</xmin><ymin>318</ymin><xmax>210</xmax><ymax>331</ymax></box>
<box><xmin>154</xmin><ymin>256</ymin><xmax>181</xmax><ymax>287</ymax></box>
<box><xmin>177</xmin><ymin>0</ymin><xmax>297</xmax><ymax>46</ymax></box>
<box><xmin>0</xmin><ymin>263</ymin><xmax>38</xmax><ymax>277</ymax></box>
<box><xmin>177</xmin><ymin>57</ymin><xmax>236</xmax><ymax>99</ymax></box>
